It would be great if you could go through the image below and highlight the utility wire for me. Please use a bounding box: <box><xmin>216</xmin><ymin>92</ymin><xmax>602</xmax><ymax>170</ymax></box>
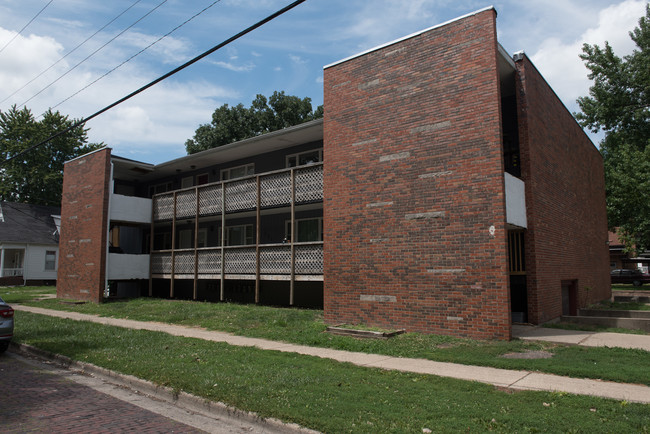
<box><xmin>0</xmin><ymin>0</ymin><xmax>54</xmax><ymax>55</ymax></box>
<box><xmin>1</xmin><ymin>0</ymin><xmax>308</xmax><ymax>166</ymax></box>
<box><xmin>18</xmin><ymin>0</ymin><xmax>169</xmax><ymax>108</ymax></box>
<box><xmin>1</xmin><ymin>0</ymin><xmax>144</xmax><ymax>106</ymax></box>
<box><xmin>50</xmin><ymin>0</ymin><xmax>223</xmax><ymax>112</ymax></box>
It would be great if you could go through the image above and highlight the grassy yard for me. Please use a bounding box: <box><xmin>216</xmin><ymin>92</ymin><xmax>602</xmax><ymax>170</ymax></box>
<box><xmin>3</xmin><ymin>287</ymin><xmax>649</xmax><ymax>385</ymax></box>
<box><xmin>12</xmin><ymin>310</ymin><xmax>650</xmax><ymax>433</ymax></box>
<box><xmin>612</xmin><ymin>284</ymin><xmax>650</xmax><ymax>291</ymax></box>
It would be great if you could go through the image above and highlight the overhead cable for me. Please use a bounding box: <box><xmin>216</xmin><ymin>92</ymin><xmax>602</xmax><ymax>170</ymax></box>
<box><xmin>1</xmin><ymin>0</ymin><xmax>144</xmax><ymax>106</ymax></box>
<box><xmin>51</xmin><ymin>0</ymin><xmax>224</xmax><ymax>111</ymax></box>
<box><xmin>1</xmin><ymin>0</ymin><xmax>308</xmax><ymax>166</ymax></box>
<box><xmin>18</xmin><ymin>0</ymin><xmax>169</xmax><ymax>108</ymax></box>
<box><xmin>0</xmin><ymin>0</ymin><xmax>54</xmax><ymax>55</ymax></box>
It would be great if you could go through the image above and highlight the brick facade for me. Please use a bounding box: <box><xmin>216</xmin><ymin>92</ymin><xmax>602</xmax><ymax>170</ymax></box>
<box><xmin>323</xmin><ymin>9</ymin><xmax>512</xmax><ymax>339</ymax></box>
<box><xmin>57</xmin><ymin>148</ymin><xmax>112</xmax><ymax>303</ymax></box>
<box><xmin>54</xmin><ymin>7</ymin><xmax>610</xmax><ymax>340</ymax></box>
<box><xmin>515</xmin><ymin>56</ymin><xmax>610</xmax><ymax>323</ymax></box>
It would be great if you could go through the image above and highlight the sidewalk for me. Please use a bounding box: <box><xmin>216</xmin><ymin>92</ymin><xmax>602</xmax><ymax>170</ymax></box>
<box><xmin>512</xmin><ymin>324</ymin><xmax>650</xmax><ymax>351</ymax></box>
<box><xmin>14</xmin><ymin>305</ymin><xmax>650</xmax><ymax>404</ymax></box>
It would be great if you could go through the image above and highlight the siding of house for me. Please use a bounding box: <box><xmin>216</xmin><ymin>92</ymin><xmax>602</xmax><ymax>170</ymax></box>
<box><xmin>57</xmin><ymin>148</ymin><xmax>112</xmax><ymax>303</ymax></box>
<box><xmin>23</xmin><ymin>244</ymin><xmax>58</xmax><ymax>281</ymax></box>
<box><xmin>515</xmin><ymin>55</ymin><xmax>610</xmax><ymax>322</ymax></box>
<box><xmin>323</xmin><ymin>9</ymin><xmax>512</xmax><ymax>339</ymax></box>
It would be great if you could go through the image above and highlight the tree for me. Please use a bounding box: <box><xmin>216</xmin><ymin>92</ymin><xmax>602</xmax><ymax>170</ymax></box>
<box><xmin>185</xmin><ymin>91</ymin><xmax>323</xmax><ymax>154</ymax></box>
<box><xmin>576</xmin><ymin>4</ymin><xmax>650</xmax><ymax>253</ymax></box>
<box><xmin>0</xmin><ymin>105</ymin><xmax>102</xmax><ymax>207</ymax></box>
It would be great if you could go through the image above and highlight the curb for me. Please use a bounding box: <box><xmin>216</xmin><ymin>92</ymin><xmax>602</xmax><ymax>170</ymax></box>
<box><xmin>10</xmin><ymin>342</ymin><xmax>318</xmax><ymax>434</ymax></box>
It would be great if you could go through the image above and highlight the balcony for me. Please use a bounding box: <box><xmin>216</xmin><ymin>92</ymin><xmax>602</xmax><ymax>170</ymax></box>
<box><xmin>150</xmin><ymin>242</ymin><xmax>323</xmax><ymax>281</ymax></box>
<box><xmin>505</xmin><ymin>172</ymin><xmax>527</xmax><ymax>229</ymax></box>
<box><xmin>110</xmin><ymin>194</ymin><xmax>152</xmax><ymax>224</ymax></box>
<box><xmin>152</xmin><ymin>164</ymin><xmax>323</xmax><ymax>221</ymax></box>
<box><xmin>149</xmin><ymin>164</ymin><xmax>324</xmax><ymax>303</ymax></box>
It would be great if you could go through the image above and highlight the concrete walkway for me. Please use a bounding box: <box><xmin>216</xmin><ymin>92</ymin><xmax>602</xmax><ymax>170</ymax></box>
<box><xmin>15</xmin><ymin>305</ymin><xmax>650</xmax><ymax>404</ymax></box>
<box><xmin>512</xmin><ymin>324</ymin><xmax>650</xmax><ymax>351</ymax></box>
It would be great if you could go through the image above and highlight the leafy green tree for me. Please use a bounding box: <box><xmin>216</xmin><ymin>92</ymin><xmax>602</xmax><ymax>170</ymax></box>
<box><xmin>186</xmin><ymin>91</ymin><xmax>323</xmax><ymax>154</ymax></box>
<box><xmin>0</xmin><ymin>105</ymin><xmax>102</xmax><ymax>207</ymax></box>
<box><xmin>576</xmin><ymin>4</ymin><xmax>650</xmax><ymax>252</ymax></box>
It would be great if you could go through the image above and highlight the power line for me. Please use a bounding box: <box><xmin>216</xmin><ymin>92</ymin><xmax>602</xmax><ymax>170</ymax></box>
<box><xmin>0</xmin><ymin>0</ymin><xmax>54</xmax><ymax>55</ymax></box>
<box><xmin>1</xmin><ymin>0</ymin><xmax>308</xmax><ymax>166</ymax></box>
<box><xmin>50</xmin><ymin>0</ymin><xmax>224</xmax><ymax>112</ymax></box>
<box><xmin>1</xmin><ymin>0</ymin><xmax>144</xmax><ymax>106</ymax></box>
<box><xmin>18</xmin><ymin>0</ymin><xmax>169</xmax><ymax>108</ymax></box>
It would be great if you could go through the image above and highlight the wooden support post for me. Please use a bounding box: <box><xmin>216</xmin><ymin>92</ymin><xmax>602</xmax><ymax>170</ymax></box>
<box><xmin>255</xmin><ymin>176</ymin><xmax>261</xmax><ymax>304</ymax></box>
<box><xmin>193</xmin><ymin>187</ymin><xmax>199</xmax><ymax>300</ymax></box>
<box><xmin>149</xmin><ymin>197</ymin><xmax>155</xmax><ymax>297</ymax></box>
<box><xmin>290</xmin><ymin>169</ymin><xmax>295</xmax><ymax>306</ymax></box>
<box><xmin>220</xmin><ymin>182</ymin><xmax>226</xmax><ymax>301</ymax></box>
<box><xmin>170</xmin><ymin>192</ymin><xmax>177</xmax><ymax>298</ymax></box>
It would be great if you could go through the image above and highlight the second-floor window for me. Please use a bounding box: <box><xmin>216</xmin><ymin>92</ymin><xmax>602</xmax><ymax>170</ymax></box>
<box><xmin>286</xmin><ymin>149</ymin><xmax>322</xmax><ymax>168</ymax></box>
<box><xmin>285</xmin><ymin>218</ymin><xmax>323</xmax><ymax>242</ymax></box>
<box><xmin>149</xmin><ymin>181</ymin><xmax>173</xmax><ymax>197</ymax></box>
<box><xmin>221</xmin><ymin>164</ymin><xmax>254</xmax><ymax>181</ymax></box>
<box><xmin>225</xmin><ymin>224</ymin><xmax>254</xmax><ymax>246</ymax></box>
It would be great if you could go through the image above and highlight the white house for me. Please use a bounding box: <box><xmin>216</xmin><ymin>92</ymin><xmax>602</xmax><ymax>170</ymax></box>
<box><xmin>0</xmin><ymin>202</ymin><xmax>60</xmax><ymax>285</ymax></box>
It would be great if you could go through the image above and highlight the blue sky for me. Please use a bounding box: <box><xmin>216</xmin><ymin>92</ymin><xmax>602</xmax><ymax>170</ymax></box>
<box><xmin>0</xmin><ymin>0</ymin><xmax>646</xmax><ymax>164</ymax></box>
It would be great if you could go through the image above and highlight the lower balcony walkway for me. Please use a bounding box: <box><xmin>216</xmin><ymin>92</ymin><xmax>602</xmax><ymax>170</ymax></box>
<box><xmin>14</xmin><ymin>305</ymin><xmax>650</xmax><ymax>404</ymax></box>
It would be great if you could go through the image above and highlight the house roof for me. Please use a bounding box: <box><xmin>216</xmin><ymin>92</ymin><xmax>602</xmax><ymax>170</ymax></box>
<box><xmin>0</xmin><ymin>202</ymin><xmax>61</xmax><ymax>245</ymax></box>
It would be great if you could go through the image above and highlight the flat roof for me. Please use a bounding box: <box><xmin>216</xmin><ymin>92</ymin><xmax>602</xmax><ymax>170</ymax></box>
<box><xmin>112</xmin><ymin>118</ymin><xmax>323</xmax><ymax>182</ymax></box>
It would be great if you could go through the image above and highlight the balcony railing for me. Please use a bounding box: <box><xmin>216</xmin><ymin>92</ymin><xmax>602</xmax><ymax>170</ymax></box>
<box><xmin>152</xmin><ymin>164</ymin><xmax>323</xmax><ymax>222</ymax></box>
<box><xmin>150</xmin><ymin>242</ymin><xmax>323</xmax><ymax>278</ymax></box>
<box><xmin>1</xmin><ymin>268</ymin><xmax>23</xmax><ymax>277</ymax></box>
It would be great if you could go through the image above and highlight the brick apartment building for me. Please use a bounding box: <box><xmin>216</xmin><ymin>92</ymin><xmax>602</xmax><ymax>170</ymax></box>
<box><xmin>57</xmin><ymin>7</ymin><xmax>610</xmax><ymax>340</ymax></box>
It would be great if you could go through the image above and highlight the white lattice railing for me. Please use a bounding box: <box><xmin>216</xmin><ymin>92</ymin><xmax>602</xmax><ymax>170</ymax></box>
<box><xmin>152</xmin><ymin>164</ymin><xmax>323</xmax><ymax>221</ymax></box>
<box><xmin>150</xmin><ymin>243</ymin><xmax>323</xmax><ymax>277</ymax></box>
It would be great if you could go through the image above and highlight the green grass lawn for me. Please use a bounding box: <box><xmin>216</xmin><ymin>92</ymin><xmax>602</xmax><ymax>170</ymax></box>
<box><xmin>612</xmin><ymin>284</ymin><xmax>650</xmax><ymax>291</ymax></box>
<box><xmin>4</xmin><ymin>287</ymin><xmax>650</xmax><ymax>385</ymax></box>
<box><xmin>0</xmin><ymin>285</ymin><xmax>56</xmax><ymax>303</ymax></box>
<box><xmin>12</xmin><ymin>311</ymin><xmax>650</xmax><ymax>433</ymax></box>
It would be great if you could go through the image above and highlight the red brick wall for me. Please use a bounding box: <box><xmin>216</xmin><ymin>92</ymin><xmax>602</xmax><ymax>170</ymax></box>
<box><xmin>323</xmin><ymin>9</ymin><xmax>512</xmax><ymax>339</ymax></box>
<box><xmin>57</xmin><ymin>148</ymin><xmax>112</xmax><ymax>303</ymax></box>
<box><xmin>515</xmin><ymin>56</ymin><xmax>610</xmax><ymax>323</ymax></box>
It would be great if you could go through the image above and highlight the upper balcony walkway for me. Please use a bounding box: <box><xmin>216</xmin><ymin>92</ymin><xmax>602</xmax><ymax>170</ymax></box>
<box><xmin>152</xmin><ymin>163</ymin><xmax>323</xmax><ymax>221</ymax></box>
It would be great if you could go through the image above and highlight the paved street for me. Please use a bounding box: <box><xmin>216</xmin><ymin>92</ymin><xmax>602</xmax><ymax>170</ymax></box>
<box><xmin>0</xmin><ymin>351</ymin><xmax>290</xmax><ymax>433</ymax></box>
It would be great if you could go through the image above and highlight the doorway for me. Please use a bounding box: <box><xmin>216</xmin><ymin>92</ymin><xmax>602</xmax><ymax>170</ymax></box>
<box><xmin>561</xmin><ymin>280</ymin><xmax>578</xmax><ymax>316</ymax></box>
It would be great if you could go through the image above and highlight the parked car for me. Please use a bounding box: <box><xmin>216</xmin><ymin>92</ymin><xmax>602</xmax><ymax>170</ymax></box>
<box><xmin>610</xmin><ymin>269</ymin><xmax>650</xmax><ymax>286</ymax></box>
<box><xmin>0</xmin><ymin>296</ymin><xmax>14</xmax><ymax>353</ymax></box>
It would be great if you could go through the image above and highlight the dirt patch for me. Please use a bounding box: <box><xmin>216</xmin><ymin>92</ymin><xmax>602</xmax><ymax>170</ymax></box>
<box><xmin>500</xmin><ymin>350</ymin><xmax>554</xmax><ymax>359</ymax></box>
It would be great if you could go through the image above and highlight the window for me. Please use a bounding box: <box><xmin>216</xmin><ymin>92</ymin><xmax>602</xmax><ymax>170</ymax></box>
<box><xmin>197</xmin><ymin>173</ymin><xmax>209</xmax><ymax>185</ymax></box>
<box><xmin>178</xmin><ymin>229</ymin><xmax>193</xmax><ymax>249</ymax></box>
<box><xmin>181</xmin><ymin>176</ymin><xmax>194</xmax><ymax>188</ymax></box>
<box><xmin>154</xmin><ymin>232</ymin><xmax>172</xmax><ymax>250</ymax></box>
<box><xmin>197</xmin><ymin>228</ymin><xmax>208</xmax><ymax>248</ymax></box>
<box><xmin>225</xmin><ymin>224</ymin><xmax>254</xmax><ymax>246</ymax></box>
<box><xmin>44</xmin><ymin>250</ymin><xmax>56</xmax><ymax>271</ymax></box>
<box><xmin>286</xmin><ymin>149</ymin><xmax>322</xmax><ymax>168</ymax></box>
<box><xmin>285</xmin><ymin>218</ymin><xmax>323</xmax><ymax>242</ymax></box>
<box><xmin>221</xmin><ymin>164</ymin><xmax>254</xmax><ymax>181</ymax></box>
<box><xmin>149</xmin><ymin>181</ymin><xmax>173</xmax><ymax>197</ymax></box>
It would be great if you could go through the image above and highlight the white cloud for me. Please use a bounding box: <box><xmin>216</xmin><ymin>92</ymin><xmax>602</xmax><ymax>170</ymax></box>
<box><xmin>530</xmin><ymin>0</ymin><xmax>646</xmax><ymax>107</ymax></box>
<box><xmin>289</xmin><ymin>54</ymin><xmax>308</xmax><ymax>65</ymax></box>
<box><xmin>211</xmin><ymin>60</ymin><xmax>256</xmax><ymax>72</ymax></box>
